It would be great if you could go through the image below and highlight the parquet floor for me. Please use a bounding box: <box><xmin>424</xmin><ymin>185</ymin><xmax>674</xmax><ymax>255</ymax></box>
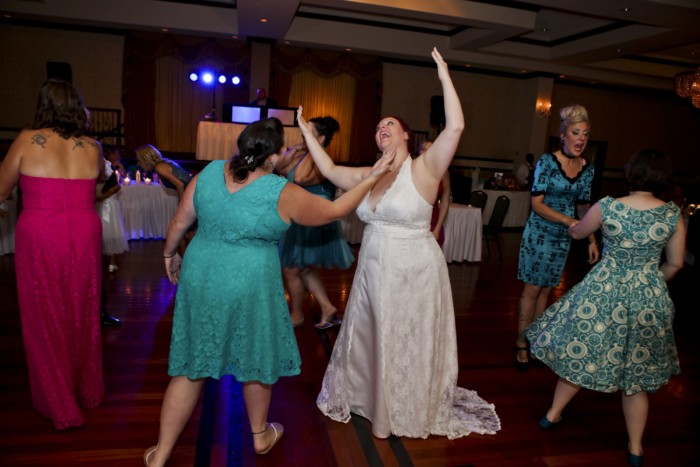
<box><xmin>0</xmin><ymin>233</ymin><xmax>697</xmax><ymax>466</ymax></box>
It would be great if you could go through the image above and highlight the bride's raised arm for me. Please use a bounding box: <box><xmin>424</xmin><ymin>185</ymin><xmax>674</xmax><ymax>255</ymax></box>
<box><xmin>297</xmin><ymin>106</ymin><xmax>371</xmax><ymax>191</ymax></box>
<box><xmin>418</xmin><ymin>48</ymin><xmax>464</xmax><ymax>181</ymax></box>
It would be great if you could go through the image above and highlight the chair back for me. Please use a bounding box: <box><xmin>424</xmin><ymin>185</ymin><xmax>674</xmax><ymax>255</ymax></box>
<box><xmin>488</xmin><ymin>195</ymin><xmax>510</xmax><ymax>228</ymax></box>
<box><xmin>469</xmin><ymin>190</ymin><xmax>488</xmax><ymax>210</ymax></box>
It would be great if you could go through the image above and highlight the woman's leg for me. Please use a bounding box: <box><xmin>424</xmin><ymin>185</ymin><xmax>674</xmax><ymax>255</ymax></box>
<box><xmin>242</xmin><ymin>381</ymin><xmax>282</xmax><ymax>453</ymax></box>
<box><xmin>283</xmin><ymin>267</ymin><xmax>305</xmax><ymax>326</ymax></box>
<box><xmin>545</xmin><ymin>378</ymin><xmax>581</xmax><ymax>423</ymax></box>
<box><xmin>148</xmin><ymin>376</ymin><xmax>205</xmax><ymax>467</ymax></box>
<box><xmin>516</xmin><ymin>283</ymin><xmax>542</xmax><ymax>364</ymax></box>
<box><xmin>534</xmin><ymin>286</ymin><xmax>553</xmax><ymax>320</ymax></box>
<box><xmin>300</xmin><ymin>268</ymin><xmax>337</xmax><ymax>322</ymax></box>
<box><xmin>622</xmin><ymin>391</ymin><xmax>648</xmax><ymax>457</ymax></box>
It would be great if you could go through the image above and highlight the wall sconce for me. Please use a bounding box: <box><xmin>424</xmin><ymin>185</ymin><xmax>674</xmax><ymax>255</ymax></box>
<box><xmin>536</xmin><ymin>100</ymin><xmax>552</xmax><ymax>119</ymax></box>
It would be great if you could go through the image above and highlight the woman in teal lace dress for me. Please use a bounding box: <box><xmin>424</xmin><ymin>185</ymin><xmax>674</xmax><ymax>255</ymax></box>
<box><xmin>143</xmin><ymin>118</ymin><xmax>393</xmax><ymax>466</ymax></box>
<box><xmin>515</xmin><ymin>105</ymin><xmax>600</xmax><ymax>371</ymax></box>
<box><xmin>527</xmin><ymin>149</ymin><xmax>686</xmax><ymax>466</ymax></box>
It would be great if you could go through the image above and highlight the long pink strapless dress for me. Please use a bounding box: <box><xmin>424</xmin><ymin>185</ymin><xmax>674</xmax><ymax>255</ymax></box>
<box><xmin>15</xmin><ymin>175</ymin><xmax>104</xmax><ymax>429</ymax></box>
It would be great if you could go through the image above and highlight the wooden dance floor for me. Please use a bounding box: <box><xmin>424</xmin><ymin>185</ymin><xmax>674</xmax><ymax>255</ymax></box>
<box><xmin>0</xmin><ymin>233</ymin><xmax>698</xmax><ymax>466</ymax></box>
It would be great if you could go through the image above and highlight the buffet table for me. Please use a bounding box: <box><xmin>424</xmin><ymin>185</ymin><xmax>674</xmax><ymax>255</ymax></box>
<box><xmin>196</xmin><ymin>121</ymin><xmax>303</xmax><ymax>160</ymax></box>
<box><xmin>341</xmin><ymin>203</ymin><xmax>482</xmax><ymax>262</ymax></box>
<box><xmin>119</xmin><ymin>182</ymin><xmax>179</xmax><ymax>240</ymax></box>
<box><xmin>481</xmin><ymin>189</ymin><xmax>531</xmax><ymax>227</ymax></box>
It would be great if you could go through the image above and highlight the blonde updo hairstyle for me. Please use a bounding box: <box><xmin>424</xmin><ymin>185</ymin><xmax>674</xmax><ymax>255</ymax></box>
<box><xmin>558</xmin><ymin>104</ymin><xmax>589</xmax><ymax>135</ymax></box>
<box><xmin>135</xmin><ymin>144</ymin><xmax>165</xmax><ymax>171</ymax></box>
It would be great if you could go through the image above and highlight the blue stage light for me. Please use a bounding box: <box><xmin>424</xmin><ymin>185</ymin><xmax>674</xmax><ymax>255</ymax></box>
<box><xmin>232</xmin><ymin>76</ymin><xmax>241</xmax><ymax>85</ymax></box>
<box><xmin>189</xmin><ymin>72</ymin><xmax>198</xmax><ymax>82</ymax></box>
<box><xmin>218</xmin><ymin>74</ymin><xmax>227</xmax><ymax>84</ymax></box>
<box><xmin>202</xmin><ymin>72</ymin><xmax>214</xmax><ymax>84</ymax></box>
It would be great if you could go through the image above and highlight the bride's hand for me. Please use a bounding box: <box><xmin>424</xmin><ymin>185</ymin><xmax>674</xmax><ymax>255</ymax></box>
<box><xmin>297</xmin><ymin>105</ymin><xmax>313</xmax><ymax>135</ymax></box>
<box><xmin>431</xmin><ymin>47</ymin><xmax>449</xmax><ymax>80</ymax></box>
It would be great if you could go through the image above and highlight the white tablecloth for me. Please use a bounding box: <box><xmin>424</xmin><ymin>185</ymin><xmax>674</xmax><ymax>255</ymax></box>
<box><xmin>481</xmin><ymin>189</ymin><xmax>531</xmax><ymax>227</ymax></box>
<box><xmin>341</xmin><ymin>203</ymin><xmax>482</xmax><ymax>262</ymax></box>
<box><xmin>0</xmin><ymin>187</ymin><xmax>18</xmax><ymax>255</ymax></box>
<box><xmin>196</xmin><ymin>121</ymin><xmax>303</xmax><ymax>160</ymax></box>
<box><xmin>442</xmin><ymin>203</ymin><xmax>482</xmax><ymax>262</ymax></box>
<box><xmin>119</xmin><ymin>182</ymin><xmax>179</xmax><ymax>240</ymax></box>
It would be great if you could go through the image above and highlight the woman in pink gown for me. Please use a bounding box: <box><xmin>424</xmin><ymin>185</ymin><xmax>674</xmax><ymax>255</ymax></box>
<box><xmin>0</xmin><ymin>79</ymin><xmax>106</xmax><ymax>430</ymax></box>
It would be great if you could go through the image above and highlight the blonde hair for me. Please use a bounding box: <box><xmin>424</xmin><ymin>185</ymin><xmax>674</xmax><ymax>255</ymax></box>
<box><xmin>558</xmin><ymin>104</ymin><xmax>589</xmax><ymax>134</ymax></box>
<box><xmin>135</xmin><ymin>144</ymin><xmax>164</xmax><ymax>170</ymax></box>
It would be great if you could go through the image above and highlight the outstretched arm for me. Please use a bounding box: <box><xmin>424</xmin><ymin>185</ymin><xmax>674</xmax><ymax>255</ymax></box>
<box><xmin>279</xmin><ymin>150</ymin><xmax>395</xmax><ymax>225</ymax></box>
<box><xmin>416</xmin><ymin>48</ymin><xmax>464</xmax><ymax>183</ymax></box>
<box><xmin>163</xmin><ymin>175</ymin><xmax>198</xmax><ymax>284</ymax></box>
<box><xmin>297</xmin><ymin>106</ymin><xmax>371</xmax><ymax>191</ymax></box>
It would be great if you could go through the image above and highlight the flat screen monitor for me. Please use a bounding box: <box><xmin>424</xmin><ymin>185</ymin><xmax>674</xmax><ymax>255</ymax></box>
<box><xmin>229</xmin><ymin>105</ymin><xmax>261</xmax><ymax>124</ymax></box>
<box><xmin>267</xmin><ymin>107</ymin><xmax>297</xmax><ymax>126</ymax></box>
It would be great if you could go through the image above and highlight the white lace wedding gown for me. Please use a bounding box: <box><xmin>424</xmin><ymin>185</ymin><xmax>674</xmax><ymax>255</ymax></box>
<box><xmin>317</xmin><ymin>157</ymin><xmax>501</xmax><ymax>439</ymax></box>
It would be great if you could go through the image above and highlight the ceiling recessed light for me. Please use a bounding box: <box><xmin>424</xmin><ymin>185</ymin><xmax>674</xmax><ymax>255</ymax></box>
<box><xmin>621</xmin><ymin>7</ymin><xmax>632</xmax><ymax>13</ymax></box>
<box><xmin>260</xmin><ymin>18</ymin><xmax>269</xmax><ymax>23</ymax></box>
<box><xmin>161</xmin><ymin>27</ymin><xmax>169</xmax><ymax>32</ymax></box>
<box><xmin>541</xmin><ymin>28</ymin><xmax>548</xmax><ymax>33</ymax></box>
<box><xmin>283</xmin><ymin>40</ymin><xmax>290</xmax><ymax>45</ymax></box>
<box><xmin>520</xmin><ymin>70</ymin><xmax>528</xmax><ymax>73</ymax></box>
<box><xmin>559</xmin><ymin>74</ymin><xmax>566</xmax><ymax>79</ymax></box>
<box><xmin>465</xmin><ymin>64</ymin><xmax>472</xmax><ymax>67</ymax></box>
<box><xmin>345</xmin><ymin>48</ymin><xmax>352</xmax><ymax>52</ymax></box>
<box><xmin>231</xmin><ymin>35</ymin><xmax>239</xmax><ymax>39</ymax></box>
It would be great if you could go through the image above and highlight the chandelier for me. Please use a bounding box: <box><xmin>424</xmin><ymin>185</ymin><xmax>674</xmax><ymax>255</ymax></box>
<box><xmin>674</xmin><ymin>68</ymin><xmax>700</xmax><ymax>109</ymax></box>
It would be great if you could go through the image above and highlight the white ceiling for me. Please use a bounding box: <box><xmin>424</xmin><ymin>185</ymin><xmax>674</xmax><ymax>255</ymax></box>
<box><xmin>3</xmin><ymin>0</ymin><xmax>700</xmax><ymax>91</ymax></box>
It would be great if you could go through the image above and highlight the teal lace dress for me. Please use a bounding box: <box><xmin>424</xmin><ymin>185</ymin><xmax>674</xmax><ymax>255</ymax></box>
<box><xmin>168</xmin><ymin>161</ymin><xmax>301</xmax><ymax>384</ymax></box>
<box><xmin>278</xmin><ymin>161</ymin><xmax>354</xmax><ymax>269</ymax></box>
<box><xmin>527</xmin><ymin>197</ymin><xmax>681</xmax><ymax>395</ymax></box>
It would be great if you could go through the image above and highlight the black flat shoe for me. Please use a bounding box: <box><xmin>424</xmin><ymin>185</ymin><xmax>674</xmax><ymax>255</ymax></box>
<box><xmin>627</xmin><ymin>450</ymin><xmax>643</xmax><ymax>466</ymax></box>
<box><xmin>101</xmin><ymin>311</ymin><xmax>122</xmax><ymax>327</ymax></box>
<box><xmin>539</xmin><ymin>415</ymin><xmax>562</xmax><ymax>429</ymax></box>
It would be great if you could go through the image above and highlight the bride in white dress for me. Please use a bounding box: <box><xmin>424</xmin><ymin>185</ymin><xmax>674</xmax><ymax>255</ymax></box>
<box><xmin>299</xmin><ymin>48</ymin><xmax>501</xmax><ymax>439</ymax></box>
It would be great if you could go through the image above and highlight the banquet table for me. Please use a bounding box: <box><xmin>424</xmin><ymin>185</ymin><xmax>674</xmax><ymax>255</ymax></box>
<box><xmin>442</xmin><ymin>203</ymin><xmax>482</xmax><ymax>262</ymax></box>
<box><xmin>119</xmin><ymin>182</ymin><xmax>179</xmax><ymax>240</ymax></box>
<box><xmin>341</xmin><ymin>203</ymin><xmax>482</xmax><ymax>262</ymax></box>
<box><xmin>196</xmin><ymin>121</ymin><xmax>303</xmax><ymax>160</ymax></box>
<box><xmin>481</xmin><ymin>189</ymin><xmax>531</xmax><ymax>227</ymax></box>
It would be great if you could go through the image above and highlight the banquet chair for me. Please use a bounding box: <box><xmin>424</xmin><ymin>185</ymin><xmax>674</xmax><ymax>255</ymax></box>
<box><xmin>483</xmin><ymin>195</ymin><xmax>510</xmax><ymax>260</ymax></box>
<box><xmin>468</xmin><ymin>190</ymin><xmax>488</xmax><ymax>211</ymax></box>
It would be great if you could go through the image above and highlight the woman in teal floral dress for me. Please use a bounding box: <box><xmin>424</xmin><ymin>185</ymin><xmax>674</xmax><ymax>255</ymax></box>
<box><xmin>527</xmin><ymin>149</ymin><xmax>686</xmax><ymax>466</ymax></box>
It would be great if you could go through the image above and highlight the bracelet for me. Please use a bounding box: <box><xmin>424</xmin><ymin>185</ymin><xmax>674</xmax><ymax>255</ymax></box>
<box><xmin>164</xmin><ymin>251</ymin><xmax>177</xmax><ymax>258</ymax></box>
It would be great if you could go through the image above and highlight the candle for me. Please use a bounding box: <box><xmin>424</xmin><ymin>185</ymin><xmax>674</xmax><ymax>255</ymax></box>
<box><xmin>144</xmin><ymin>177</ymin><xmax>152</xmax><ymax>185</ymax></box>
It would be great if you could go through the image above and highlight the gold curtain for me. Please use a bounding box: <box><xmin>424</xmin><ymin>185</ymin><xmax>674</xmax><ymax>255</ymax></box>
<box><xmin>154</xmin><ymin>57</ymin><xmax>217</xmax><ymax>152</ymax></box>
<box><xmin>288</xmin><ymin>70</ymin><xmax>356</xmax><ymax>162</ymax></box>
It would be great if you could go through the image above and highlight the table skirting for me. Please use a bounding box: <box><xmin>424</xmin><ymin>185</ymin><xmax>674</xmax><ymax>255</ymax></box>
<box><xmin>120</xmin><ymin>183</ymin><xmax>179</xmax><ymax>240</ymax></box>
<box><xmin>196</xmin><ymin>121</ymin><xmax>303</xmax><ymax>160</ymax></box>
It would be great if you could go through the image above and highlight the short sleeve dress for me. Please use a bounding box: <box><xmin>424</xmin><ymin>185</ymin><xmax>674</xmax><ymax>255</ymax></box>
<box><xmin>527</xmin><ymin>197</ymin><xmax>681</xmax><ymax>395</ymax></box>
<box><xmin>278</xmin><ymin>161</ymin><xmax>354</xmax><ymax>269</ymax></box>
<box><xmin>167</xmin><ymin>161</ymin><xmax>301</xmax><ymax>384</ymax></box>
<box><xmin>517</xmin><ymin>153</ymin><xmax>594</xmax><ymax>287</ymax></box>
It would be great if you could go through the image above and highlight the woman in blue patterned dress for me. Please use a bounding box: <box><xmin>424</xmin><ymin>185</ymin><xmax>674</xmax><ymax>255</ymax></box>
<box><xmin>515</xmin><ymin>105</ymin><xmax>600</xmax><ymax>371</ymax></box>
<box><xmin>143</xmin><ymin>118</ymin><xmax>394</xmax><ymax>466</ymax></box>
<box><xmin>527</xmin><ymin>149</ymin><xmax>686</xmax><ymax>466</ymax></box>
<box><xmin>275</xmin><ymin>117</ymin><xmax>354</xmax><ymax>329</ymax></box>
